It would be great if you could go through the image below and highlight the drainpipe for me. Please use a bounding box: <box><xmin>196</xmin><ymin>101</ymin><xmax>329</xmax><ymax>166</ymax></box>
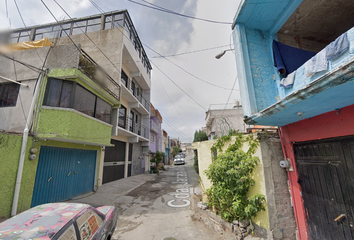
<box><xmin>11</xmin><ymin>71</ymin><xmax>44</xmax><ymax>216</ymax></box>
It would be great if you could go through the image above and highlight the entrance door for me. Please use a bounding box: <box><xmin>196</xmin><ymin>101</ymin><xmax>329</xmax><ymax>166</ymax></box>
<box><xmin>31</xmin><ymin>147</ymin><xmax>96</xmax><ymax>207</ymax></box>
<box><xmin>103</xmin><ymin>139</ymin><xmax>126</xmax><ymax>184</ymax></box>
<box><xmin>294</xmin><ymin>138</ymin><xmax>354</xmax><ymax>240</ymax></box>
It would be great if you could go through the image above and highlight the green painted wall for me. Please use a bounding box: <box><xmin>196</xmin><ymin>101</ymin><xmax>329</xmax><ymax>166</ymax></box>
<box><xmin>17</xmin><ymin>139</ymin><xmax>101</xmax><ymax>214</ymax></box>
<box><xmin>36</xmin><ymin>108</ymin><xmax>112</xmax><ymax>146</ymax></box>
<box><xmin>0</xmin><ymin>132</ymin><xmax>102</xmax><ymax>218</ymax></box>
<box><xmin>0</xmin><ymin>133</ymin><xmax>37</xmax><ymax>218</ymax></box>
<box><xmin>48</xmin><ymin>68</ymin><xmax>120</xmax><ymax>106</ymax></box>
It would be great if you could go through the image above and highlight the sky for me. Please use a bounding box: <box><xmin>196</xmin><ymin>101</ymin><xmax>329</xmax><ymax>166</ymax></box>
<box><xmin>0</xmin><ymin>0</ymin><xmax>242</xmax><ymax>143</ymax></box>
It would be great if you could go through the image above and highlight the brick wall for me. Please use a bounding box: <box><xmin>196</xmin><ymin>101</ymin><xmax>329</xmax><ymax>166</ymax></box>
<box><xmin>259</xmin><ymin>134</ymin><xmax>297</xmax><ymax>240</ymax></box>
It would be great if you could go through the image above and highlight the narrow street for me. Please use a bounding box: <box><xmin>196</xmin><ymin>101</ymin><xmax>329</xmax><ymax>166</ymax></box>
<box><xmin>111</xmin><ymin>153</ymin><xmax>219</xmax><ymax>240</ymax></box>
<box><xmin>69</xmin><ymin>153</ymin><xmax>221</xmax><ymax>240</ymax></box>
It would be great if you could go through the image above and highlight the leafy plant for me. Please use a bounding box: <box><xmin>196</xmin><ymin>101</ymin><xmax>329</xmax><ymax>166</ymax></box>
<box><xmin>150</xmin><ymin>151</ymin><xmax>163</xmax><ymax>173</ymax></box>
<box><xmin>171</xmin><ymin>146</ymin><xmax>182</xmax><ymax>158</ymax></box>
<box><xmin>204</xmin><ymin>133</ymin><xmax>266</xmax><ymax>225</ymax></box>
<box><xmin>193</xmin><ymin>130</ymin><xmax>208</xmax><ymax>142</ymax></box>
<box><xmin>194</xmin><ymin>150</ymin><xmax>199</xmax><ymax>174</ymax></box>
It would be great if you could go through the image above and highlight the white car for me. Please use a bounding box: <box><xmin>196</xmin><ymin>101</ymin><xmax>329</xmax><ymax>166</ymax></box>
<box><xmin>174</xmin><ymin>155</ymin><xmax>185</xmax><ymax>165</ymax></box>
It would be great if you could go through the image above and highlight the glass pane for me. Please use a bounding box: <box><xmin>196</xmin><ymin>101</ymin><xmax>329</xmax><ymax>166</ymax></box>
<box><xmin>95</xmin><ymin>97</ymin><xmax>111</xmax><ymax>123</ymax></box>
<box><xmin>34</xmin><ymin>34</ymin><xmax>43</xmax><ymax>40</ymax></box>
<box><xmin>118</xmin><ymin>106</ymin><xmax>126</xmax><ymax>128</ymax></box>
<box><xmin>18</xmin><ymin>36</ymin><xmax>29</xmax><ymax>42</ymax></box>
<box><xmin>35</xmin><ymin>27</ymin><xmax>53</xmax><ymax>34</ymax></box>
<box><xmin>88</xmin><ymin>18</ymin><xmax>101</xmax><ymax>25</ymax></box>
<box><xmin>60</xmin><ymin>28</ymin><xmax>70</xmax><ymax>37</ymax></box>
<box><xmin>59</xmin><ymin>81</ymin><xmax>73</xmax><ymax>108</ymax></box>
<box><xmin>20</xmin><ymin>31</ymin><xmax>30</xmax><ymax>36</ymax></box>
<box><xmin>114</xmin><ymin>20</ymin><xmax>123</xmax><ymax>28</ymax></box>
<box><xmin>57</xmin><ymin>224</ymin><xmax>77</xmax><ymax>240</ymax></box>
<box><xmin>0</xmin><ymin>83</ymin><xmax>20</xmax><ymax>107</ymax></box>
<box><xmin>104</xmin><ymin>22</ymin><xmax>112</xmax><ymax>30</ymax></box>
<box><xmin>72</xmin><ymin>27</ymin><xmax>85</xmax><ymax>35</ymax></box>
<box><xmin>44</xmin><ymin>78</ymin><xmax>62</xmax><ymax>107</ymax></box>
<box><xmin>86</xmin><ymin>24</ymin><xmax>100</xmax><ymax>33</ymax></box>
<box><xmin>74</xmin><ymin>85</ymin><xmax>95</xmax><ymax>117</ymax></box>
<box><xmin>75</xmin><ymin>20</ymin><xmax>87</xmax><ymax>27</ymax></box>
<box><xmin>43</xmin><ymin>31</ymin><xmax>57</xmax><ymax>39</ymax></box>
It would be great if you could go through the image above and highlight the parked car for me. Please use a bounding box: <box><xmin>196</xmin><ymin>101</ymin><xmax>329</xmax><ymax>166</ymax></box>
<box><xmin>174</xmin><ymin>155</ymin><xmax>185</xmax><ymax>165</ymax></box>
<box><xmin>0</xmin><ymin>203</ymin><xmax>117</xmax><ymax>240</ymax></box>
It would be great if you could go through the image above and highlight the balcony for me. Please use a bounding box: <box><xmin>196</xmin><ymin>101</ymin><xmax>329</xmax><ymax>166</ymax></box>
<box><xmin>120</xmin><ymin>77</ymin><xmax>150</xmax><ymax>114</ymax></box>
<box><xmin>78</xmin><ymin>50</ymin><xmax>121</xmax><ymax>102</ymax></box>
<box><xmin>118</xmin><ymin>113</ymin><xmax>149</xmax><ymax>140</ymax></box>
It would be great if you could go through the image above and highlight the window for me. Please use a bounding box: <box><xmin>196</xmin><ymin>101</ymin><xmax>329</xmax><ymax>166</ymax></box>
<box><xmin>118</xmin><ymin>105</ymin><xmax>126</xmax><ymax>128</ymax></box>
<box><xmin>151</xmin><ymin>134</ymin><xmax>155</xmax><ymax>143</ymax></box>
<box><xmin>121</xmin><ymin>71</ymin><xmax>128</xmax><ymax>88</ymax></box>
<box><xmin>43</xmin><ymin>78</ymin><xmax>112</xmax><ymax>123</ymax></box>
<box><xmin>57</xmin><ymin>224</ymin><xmax>77</xmax><ymax>240</ymax></box>
<box><xmin>0</xmin><ymin>83</ymin><xmax>20</xmax><ymax>107</ymax></box>
<box><xmin>74</xmin><ymin>85</ymin><xmax>96</xmax><ymax>117</ymax></box>
<box><xmin>76</xmin><ymin>210</ymin><xmax>103</xmax><ymax>240</ymax></box>
<box><xmin>95</xmin><ymin>97</ymin><xmax>111</xmax><ymax>123</ymax></box>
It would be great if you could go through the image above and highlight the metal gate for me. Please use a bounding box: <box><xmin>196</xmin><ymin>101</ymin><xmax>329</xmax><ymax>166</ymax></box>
<box><xmin>294</xmin><ymin>137</ymin><xmax>354</xmax><ymax>240</ymax></box>
<box><xmin>31</xmin><ymin>147</ymin><xmax>97</xmax><ymax>207</ymax></box>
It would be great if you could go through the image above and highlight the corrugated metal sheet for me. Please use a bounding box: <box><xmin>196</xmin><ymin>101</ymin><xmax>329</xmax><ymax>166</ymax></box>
<box><xmin>31</xmin><ymin>147</ymin><xmax>96</xmax><ymax>207</ymax></box>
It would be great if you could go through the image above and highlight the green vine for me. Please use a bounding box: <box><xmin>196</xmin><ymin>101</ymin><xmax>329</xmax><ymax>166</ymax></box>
<box><xmin>204</xmin><ymin>132</ymin><xmax>266</xmax><ymax>225</ymax></box>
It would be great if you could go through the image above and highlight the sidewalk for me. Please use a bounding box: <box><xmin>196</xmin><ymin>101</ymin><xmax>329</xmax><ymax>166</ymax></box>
<box><xmin>68</xmin><ymin>172</ymin><xmax>156</xmax><ymax>206</ymax></box>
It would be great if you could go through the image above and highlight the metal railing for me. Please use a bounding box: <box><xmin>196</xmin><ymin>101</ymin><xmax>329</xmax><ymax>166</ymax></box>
<box><xmin>78</xmin><ymin>50</ymin><xmax>121</xmax><ymax>101</ymax></box>
<box><xmin>118</xmin><ymin>114</ymin><xmax>149</xmax><ymax>139</ymax></box>
<box><xmin>120</xmin><ymin>77</ymin><xmax>150</xmax><ymax>111</ymax></box>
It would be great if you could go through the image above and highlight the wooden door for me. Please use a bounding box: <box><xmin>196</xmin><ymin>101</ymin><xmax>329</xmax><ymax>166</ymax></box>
<box><xmin>294</xmin><ymin>138</ymin><xmax>354</xmax><ymax>240</ymax></box>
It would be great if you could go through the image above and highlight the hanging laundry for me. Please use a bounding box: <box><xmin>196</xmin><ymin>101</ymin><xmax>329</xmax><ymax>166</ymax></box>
<box><xmin>326</xmin><ymin>32</ymin><xmax>349</xmax><ymax>60</ymax></box>
<box><xmin>280</xmin><ymin>70</ymin><xmax>296</xmax><ymax>88</ymax></box>
<box><xmin>273</xmin><ymin>40</ymin><xmax>315</xmax><ymax>77</ymax></box>
<box><xmin>304</xmin><ymin>48</ymin><xmax>328</xmax><ymax>76</ymax></box>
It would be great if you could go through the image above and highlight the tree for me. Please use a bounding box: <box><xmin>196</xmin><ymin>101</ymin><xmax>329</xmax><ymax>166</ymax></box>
<box><xmin>171</xmin><ymin>146</ymin><xmax>182</xmax><ymax>158</ymax></box>
<box><xmin>150</xmin><ymin>151</ymin><xmax>164</xmax><ymax>173</ymax></box>
<box><xmin>193</xmin><ymin>130</ymin><xmax>208</xmax><ymax>142</ymax></box>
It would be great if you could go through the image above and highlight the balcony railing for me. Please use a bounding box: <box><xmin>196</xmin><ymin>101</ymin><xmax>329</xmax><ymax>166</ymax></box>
<box><xmin>118</xmin><ymin>113</ymin><xmax>149</xmax><ymax>139</ymax></box>
<box><xmin>121</xmin><ymin>77</ymin><xmax>150</xmax><ymax>111</ymax></box>
<box><xmin>78</xmin><ymin>50</ymin><xmax>121</xmax><ymax>101</ymax></box>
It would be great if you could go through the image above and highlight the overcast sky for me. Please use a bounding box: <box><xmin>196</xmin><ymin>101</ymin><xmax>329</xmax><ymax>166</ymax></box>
<box><xmin>1</xmin><ymin>0</ymin><xmax>242</xmax><ymax>143</ymax></box>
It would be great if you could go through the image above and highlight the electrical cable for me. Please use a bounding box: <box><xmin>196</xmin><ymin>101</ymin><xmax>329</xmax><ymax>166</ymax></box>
<box><xmin>159</xmin><ymin>112</ymin><xmax>190</xmax><ymax>140</ymax></box>
<box><xmin>148</xmin><ymin>45</ymin><xmax>234</xmax><ymax>91</ymax></box>
<box><xmin>222</xmin><ymin>75</ymin><xmax>238</xmax><ymax>116</ymax></box>
<box><xmin>125</xmin><ymin>0</ymin><xmax>232</xmax><ymax>25</ymax></box>
<box><xmin>151</xmin><ymin>45</ymin><xmax>230</xmax><ymax>58</ymax></box>
<box><xmin>156</xmin><ymin>77</ymin><xmax>193</xmax><ymax>134</ymax></box>
<box><xmin>151</xmin><ymin>62</ymin><xmax>206</xmax><ymax>111</ymax></box>
<box><xmin>13</xmin><ymin>0</ymin><xmax>44</xmax><ymax>62</ymax></box>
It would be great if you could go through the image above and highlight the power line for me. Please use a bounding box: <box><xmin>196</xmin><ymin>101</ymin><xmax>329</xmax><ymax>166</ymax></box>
<box><xmin>151</xmin><ymin>62</ymin><xmax>206</xmax><ymax>111</ymax></box>
<box><xmin>222</xmin><ymin>75</ymin><xmax>238</xmax><ymax>116</ymax></box>
<box><xmin>147</xmin><ymin>45</ymin><xmax>234</xmax><ymax>91</ymax></box>
<box><xmin>151</xmin><ymin>45</ymin><xmax>230</xmax><ymax>58</ymax></box>
<box><xmin>13</xmin><ymin>0</ymin><xmax>44</xmax><ymax>62</ymax></box>
<box><xmin>159</xmin><ymin>112</ymin><xmax>190</xmax><ymax>140</ymax></box>
<box><xmin>125</xmin><ymin>0</ymin><xmax>232</xmax><ymax>25</ymax></box>
<box><xmin>156</xmin><ymin>77</ymin><xmax>193</xmax><ymax>133</ymax></box>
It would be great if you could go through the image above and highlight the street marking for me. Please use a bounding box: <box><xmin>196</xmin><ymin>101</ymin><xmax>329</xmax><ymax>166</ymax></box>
<box><xmin>167</xmin><ymin>171</ymin><xmax>191</xmax><ymax>208</ymax></box>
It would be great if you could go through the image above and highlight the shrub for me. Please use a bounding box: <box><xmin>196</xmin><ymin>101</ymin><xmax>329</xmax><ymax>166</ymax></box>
<box><xmin>204</xmin><ymin>134</ymin><xmax>266</xmax><ymax>227</ymax></box>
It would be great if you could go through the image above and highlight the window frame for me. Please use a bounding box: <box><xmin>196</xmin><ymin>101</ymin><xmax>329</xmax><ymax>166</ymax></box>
<box><xmin>43</xmin><ymin>78</ymin><xmax>112</xmax><ymax>124</ymax></box>
<box><xmin>0</xmin><ymin>82</ymin><xmax>21</xmax><ymax>108</ymax></box>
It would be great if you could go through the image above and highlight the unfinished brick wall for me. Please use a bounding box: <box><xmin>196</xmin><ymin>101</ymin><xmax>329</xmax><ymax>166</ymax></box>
<box><xmin>259</xmin><ymin>134</ymin><xmax>297</xmax><ymax>240</ymax></box>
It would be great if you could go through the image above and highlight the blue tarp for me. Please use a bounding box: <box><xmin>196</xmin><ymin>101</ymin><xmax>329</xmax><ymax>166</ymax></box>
<box><xmin>273</xmin><ymin>40</ymin><xmax>316</xmax><ymax>77</ymax></box>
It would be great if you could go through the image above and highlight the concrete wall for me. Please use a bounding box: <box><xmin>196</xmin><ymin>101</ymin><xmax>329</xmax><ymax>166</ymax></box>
<box><xmin>192</xmin><ymin>134</ymin><xmax>296</xmax><ymax>239</ymax></box>
<box><xmin>205</xmin><ymin>108</ymin><xmax>252</xmax><ymax>138</ymax></box>
<box><xmin>131</xmin><ymin>142</ymin><xmax>144</xmax><ymax>176</ymax></box>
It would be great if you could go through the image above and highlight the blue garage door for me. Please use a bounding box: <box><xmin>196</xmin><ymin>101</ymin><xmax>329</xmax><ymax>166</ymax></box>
<box><xmin>31</xmin><ymin>147</ymin><xmax>97</xmax><ymax>207</ymax></box>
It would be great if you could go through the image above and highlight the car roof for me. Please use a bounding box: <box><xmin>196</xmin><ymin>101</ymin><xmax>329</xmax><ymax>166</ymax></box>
<box><xmin>0</xmin><ymin>203</ymin><xmax>90</xmax><ymax>240</ymax></box>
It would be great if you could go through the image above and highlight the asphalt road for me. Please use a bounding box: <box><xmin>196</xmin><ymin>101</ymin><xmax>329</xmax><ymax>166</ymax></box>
<box><xmin>111</xmin><ymin>153</ymin><xmax>221</xmax><ymax>240</ymax></box>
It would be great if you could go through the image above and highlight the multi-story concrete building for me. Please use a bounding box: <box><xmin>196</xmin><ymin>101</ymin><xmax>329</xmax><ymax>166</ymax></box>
<box><xmin>149</xmin><ymin>103</ymin><xmax>162</xmax><ymax>153</ymax></box>
<box><xmin>0</xmin><ymin>9</ymin><xmax>151</xmax><ymax>217</ymax></box>
<box><xmin>233</xmin><ymin>0</ymin><xmax>354</xmax><ymax>239</ymax></box>
<box><xmin>204</xmin><ymin>103</ymin><xmax>251</xmax><ymax>139</ymax></box>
